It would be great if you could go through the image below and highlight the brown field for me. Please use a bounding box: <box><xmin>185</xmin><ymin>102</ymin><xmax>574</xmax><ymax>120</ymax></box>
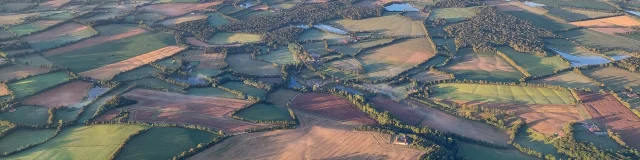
<box><xmin>372</xmin><ymin>97</ymin><xmax>510</xmax><ymax>146</ymax></box>
<box><xmin>79</xmin><ymin>46</ymin><xmax>186</xmax><ymax>80</ymax></box>
<box><xmin>267</xmin><ymin>89</ymin><xmax>300</xmax><ymax>107</ymax></box>
<box><xmin>250</xmin><ymin>4</ymin><xmax>268</xmax><ymax>10</ymax></box>
<box><xmin>485</xmin><ymin>0</ymin><xmax>522</xmax><ymax>11</ymax></box>
<box><xmin>0</xmin><ymin>64</ymin><xmax>50</xmax><ymax>82</ymax></box>
<box><xmin>94</xmin><ymin>89</ymin><xmax>265</xmax><ymax>133</ymax></box>
<box><xmin>158</xmin><ymin>13</ymin><xmax>208</xmax><ymax>26</ymax></box>
<box><xmin>291</xmin><ymin>92</ymin><xmax>377</xmax><ymax>125</ymax></box>
<box><xmin>580</xmin><ymin>93</ymin><xmax>640</xmax><ymax>149</ymax></box>
<box><xmin>39</xmin><ymin>0</ymin><xmax>70</xmax><ymax>8</ymax></box>
<box><xmin>570</xmin><ymin>16</ymin><xmax>640</xmax><ymax>27</ymax></box>
<box><xmin>176</xmin><ymin>50</ymin><xmax>226</xmax><ymax>69</ymax></box>
<box><xmin>139</xmin><ymin>1</ymin><xmax>222</xmax><ymax>17</ymax></box>
<box><xmin>22</xmin><ymin>22</ymin><xmax>88</xmax><ymax>43</ymax></box>
<box><xmin>359</xmin><ymin>38</ymin><xmax>435</xmax><ymax>80</ymax></box>
<box><xmin>22</xmin><ymin>81</ymin><xmax>92</xmax><ymax>108</ymax></box>
<box><xmin>188</xmin><ymin>112</ymin><xmax>425</xmax><ymax>160</ymax></box>
<box><xmin>0</xmin><ymin>13</ymin><xmax>39</xmax><ymax>25</ymax></box>
<box><xmin>588</xmin><ymin>27</ymin><xmax>635</xmax><ymax>35</ymax></box>
<box><xmin>186</xmin><ymin>37</ymin><xmax>241</xmax><ymax>47</ymax></box>
<box><xmin>410</xmin><ymin>70</ymin><xmax>451</xmax><ymax>82</ymax></box>
<box><xmin>0</xmin><ymin>84</ymin><xmax>9</xmax><ymax>96</ymax></box>
<box><xmin>43</xmin><ymin>27</ymin><xmax>147</xmax><ymax>56</ymax></box>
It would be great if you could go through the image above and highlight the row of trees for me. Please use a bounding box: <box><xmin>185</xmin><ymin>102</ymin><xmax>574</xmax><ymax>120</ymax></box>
<box><xmin>433</xmin><ymin>0</ymin><xmax>483</xmax><ymax>8</ymax></box>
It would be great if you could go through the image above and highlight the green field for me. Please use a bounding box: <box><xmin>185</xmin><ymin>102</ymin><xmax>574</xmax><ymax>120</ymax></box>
<box><xmin>207</xmin><ymin>13</ymin><xmax>230</xmax><ymax>27</ymax></box>
<box><xmin>7</xmin><ymin>71</ymin><xmax>72</xmax><ymax>99</ymax></box>
<box><xmin>529</xmin><ymin>71</ymin><xmax>600</xmax><ymax>90</ymax></box>
<box><xmin>330</xmin><ymin>39</ymin><xmax>394</xmax><ymax>55</ymax></box>
<box><xmin>235</xmin><ymin>103</ymin><xmax>294</xmax><ymax>122</ymax></box>
<box><xmin>331</xmin><ymin>14</ymin><xmax>426</xmax><ymax>37</ymax></box>
<box><xmin>0</xmin><ymin>106</ymin><xmax>48</xmax><ymax>126</ymax></box>
<box><xmin>124</xmin><ymin>77</ymin><xmax>185</xmax><ymax>91</ymax></box>
<box><xmin>582</xmin><ymin>67</ymin><xmax>640</xmax><ymax>91</ymax></box>
<box><xmin>559</xmin><ymin>29</ymin><xmax>640</xmax><ymax>52</ymax></box>
<box><xmin>6</xmin><ymin>125</ymin><xmax>149</xmax><ymax>160</ymax></box>
<box><xmin>115</xmin><ymin>127</ymin><xmax>216</xmax><ymax>160</ymax></box>
<box><xmin>442</xmin><ymin>49</ymin><xmax>524</xmax><ymax>82</ymax></box>
<box><xmin>297</xmin><ymin>29</ymin><xmax>348</xmax><ymax>43</ymax></box>
<box><xmin>46</xmin><ymin>32</ymin><xmax>176</xmax><ymax>73</ymax></box>
<box><xmin>303</xmin><ymin>42</ymin><xmax>331</xmax><ymax>56</ymax></box>
<box><xmin>514</xmin><ymin>127</ymin><xmax>564</xmax><ymax>158</ymax></box>
<box><xmin>357</xmin><ymin>38</ymin><xmax>435</xmax><ymax>80</ymax></box>
<box><xmin>26</xmin><ymin>24</ymin><xmax>97</xmax><ymax>51</ymax></box>
<box><xmin>112</xmin><ymin>65</ymin><xmax>160</xmax><ymax>81</ymax></box>
<box><xmin>53</xmin><ymin>107</ymin><xmax>82</xmax><ymax>123</ymax></box>
<box><xmin>226</xmin><ymin>54</ymin><xmax>282</xmax><ymax>76</ymax></box>
<box><xmin>544</xmin><ymin>7</ymin><xmax>619</xmax><ymax>22</ymax></box>
<box><xmin>219</xmin><ymin>81</ymin><xmax>268</xmax><ymax>98</ymax></box>
<box><xmin>208</xmin><ymin>32</ymin><xmax>261</xmax><ymax>45</ymax></box>
<box><xmin>573</xmin><ymin>124</ymin><xmax>623</xmax><ymax>151</ymax></box>
<box><xmin>531</xmin><ymin>0</ymin><xmax>617</xmax><ymax>11</ymax></box>
<box><xmin>76</xmin><ymin>87</ymin><xmax>128</xmax><ymax>123</ymax></box>
<box><xmin>504</xmin><ymin>10</ymin><xmax>576</xmax><ymax>32</ymax></box>
<box><xmin>186</xmin><ymin>87</ymin><xmax>239</xmax><ymax>99</ymax></box>
<box><xmin>497</xmin><ymin>47</ymin><xmax>570</xmax><ymax>76</ymax></box>
<box><xmin>0</xmin><ymin>129</ymin><xmax>56</xmax><ymax>153</ymax></box>
<box><xmin>44</xmin><ymin>12</ymin><xmax>74</xmax><ymax>20</ymax></box>
<box><xmin>8</xmin><ymin>20</ymin><xmax>61</xmax><ymax>36</ymax></box>
<box><xmin>428</xmin><ymin>7</ymin><xmax>478</xmax><ymax>23</ymax></box>
<box><xmin>135</xmin><ymin>13</ymin><xmax>166</xmax><ymax>25</ymax></box>
<box><xmin>457</xmin><ymin>142</ymin><xmax>537</xmax><ymax>160</ymax></box>
<box><xmin>256</xmin><ymin>46</ymin><xmax>297</xmax><ymax>65</ymax></box>
<box><xmin>432</xmin><ymin>83</ymin><xmax>575</xmax><ymax>105</ymax></box>
<box><xmin>14</xmin><ymin>54</ymin><xmax>53</xmax><ymax>67</ymax></box>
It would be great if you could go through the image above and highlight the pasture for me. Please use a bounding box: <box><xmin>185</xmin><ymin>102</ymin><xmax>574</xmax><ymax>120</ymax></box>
<box><xmin>410</xmin><ymin>70</ymin><xmax>451</xmax><ymax>82</ymax></box>
<box><xmin>458</xmin><ymin>142</ymin><xmax>537</xmax><ymax>160</ymax></box>
<box><xmin>134</xmin><ymin>13</ymin><xmax>166</xmax><ymax>26</ymax></box>
<box><xmin>559</xmin><ymin>29</ymin><xmax>640</xmax><ymax>52</ymax></box>
<box><xmin>358</xmin><ymin>83</ymin><xmax>414</xmax><ymax>100</ymax></box>
<box><xmin>297</xmin><ymin>28</ymin><xmax>349</xmax><ymax>43</ymax></box>
<box><xmin>22</xmin><ymin>80</ymin><xmax>92</xmax><ymax>108</ymax></box>
<box><xmin>504</xmin><ymin>10</ymin><xmax>575</xmax><ymax>32</ymax></box>
<box><xmin>442</xmin><ymin>49</ymin><xmax>524</xmax><ymax>82</ymax></box>
<box><xmin>327</xmin><ymin>58</ymin><xmax>363</xmax><ymax>74</ymax></box>
<box><xmin>432</xmin><ymin>83</ymin><xmax>575</xmax><ymax>105</ymax></box>
<box><xmin>186</xmin><ymin>87</ymin><xmax>239</xmax><ymax>99</ymax></box>
<box><xmin>177</xmin><ymin>50</ymin><xmax>227</xmax><ymax>69</ymax></box>
<box><xmin>123</xmin><ymin>77</ymin><xmax>185</xmax><ymax>91</ymax></box>
<box><xmin>112</xmin><ymin>65</ymin><xmax>160</xmax><ymax>81</ymax></box>
<box><xmin>530</xmin><ymin>0</ymin><xmax>617</xmax><ymax>11</ymax></box>
<box><xmin>331</xmin><ymin>14</ymin><xmax>426</xmax><ymax>37</ymax></box>
<box><xmin>529</xmin><ymin>71</ymin><xmax>600</xmax><ymax>90</ymax></box>
<box><xmin>330</xmin><ymin>38</ymin><xmax>394</xmax><ymax>55</ymax></box>
<box><xmin>79</xmin><ymin>46</ymin><xmax>186</xmax><ymax>80</ymax></box>
<box><xmin>207</xmin><ymin>13</ymin><xmax>230</xmax><ymax>27</ymax></box>
<box><xmin>7</xmin><ymin>20</ymin><xmax>62</xmax><ymax>36</ymax></box>
<box><xmin>22</xmin><ymin>22</ymin><xmax>97</xmax><ymax>51</ymax></box>
<box><xmin>582</xmin><ymin>67</ymin><xmax>640</xmax><ymax>91</ymax></box>
<box><xmin>0</xmin><ymin>106</ymin><xmax>48</xmax><ymax>126</ymax></box>
<box><xmin>235</xmin><ymin>103</ymin><xmax>294</xmax><ymax>122</ymax></box>
<box><xmin>208</xmin><ymin>32</ymin><xmax>261</xmax><ymax>44</ymax></box>
<box><xmin>357</xmin><ymin>38</ymin><xmax>435</xmax><ymax>80</ymax></box>
<box><xmin>266</xmin><ymin>89</ymin><xmax>300</xmax><ymax>108</ymax></box>
<box><xmin>219</xmin><ymin>81</ymin><xmax>268</xmax><ymax>98</ymax></box>
<box><xmin>116</xmin><ymin>127</ymin><xmax>217</xmax><ymax>160</ymax></box>
<box><xmin>573</xmin><ymin>124</ymin><xmax>624</xmax><ymax>151</ymax></box>
<box><xmin>256</xmin><ymin>46</ymin><xmax>296</xmax><ymax>65</ymax></box>
<box><xmin>0</xmin><ymin>129</ymin><xmax>56</xmax><ymax>154</ymax></box>
<box><xmin>302</xmin><ymin>42</ymin><xmax>330</xmax><ymax>56</ymax></box>
<box><xmin>14</xmin><ymin>55</ymin><xmax>52</xmax><ymax>67</ymax></box>
<box><xmin>497</xmin><ymin>47</ymin><xmax>570</xmax><ymax>76</ymax></box>
<box><xmin>569</xmin><ymin>15</ymin><xmax>640</xmax><ymax>27</ymax></box>
<box><xmin>291</xmin><ymin>92</ymin><xmax>376</xmax><ymax>125</ymax></box>
<box><xmin>43</xmin><ymin>24</ymin><xmax>149</xmax><ymax>56</ymax></box>
<box><xmin>6</xmin><ymin>71</ymin><xmax>72</xmax><ymax>99</ymax></box>
<box><xmin>5</xmin><ymin>125</ymin><xmax>150</xmax><ymax>160</ymax></box>
<box><xmin>0</xmin><ymin>64</ymin><xmax>50</xmax><ymax>82</ymax></box>
<box><xmin>0</xmin><ymin>13</ymin><xmax>39</xmax><ymax>25</ymax></box>
<box><xmin>76</xmin><ymin>87</ymin><xmax>129</xmax><ymax>123</ymax></box>
<box><xmin>514</xmin><ymin>127</ymin><xmax>563</xmax><ymax>157</ymax></box>
<box><xmin>226</xmin><ymin>54</ymin><xmax>282</xmax><ymax>76</ymax></box>
<box><xmin>428</xmin><ymin>7</ymin><xmax>478</xmax><ymax>23</ymax></box>
<box><xmin>545</xmin><ymin>7</ymin><xmax>619</xmax><ymax>22</ymax></box>
<box><xmin>189</xmin><ymin>113</ymin><xmax>423</xmax><ymax>160</ymax></box>
<box><xmin>46</xmin><ymin>32</ymin><xmax>176</xmax><ymax>73</ymax></box>
<box><xmin>53</xmin><ymin>107</ymin><xmax>83</xmax><ymax>123</ymax></box>
<box><xmin>139</xmin><ymin>1</ymin><xmax>221</xmax><ymax>17</ymax></box>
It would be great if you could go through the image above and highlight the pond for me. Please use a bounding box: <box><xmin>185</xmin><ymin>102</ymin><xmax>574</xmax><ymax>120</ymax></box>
<box><xmin>626</xmin><ymin>10</ymin><xmax>640</xmax><ymax>17</ymax></box>
<box><xmin>550</xmin><ymin>48</ymin><xmax>611</xmax><ymax>67</ymax></box>
<box><xmin>384</xmin><ymin>3</ymin><xmax>419</xmax><ymax>12</ymax></box>
<box><xmin>288</xmin><ymin>77</ymin><xmax>302</xmax><ymax>89</ymax></box>
<box><xmin>523</xmin><ymin>1</ymin><xmax>546</xmax><ymax>7</ymax></box>
<box><xmin>86</xmin><ymin>86</ymin><xmax>110</xmax><ymax>99</ymax></box>
<box><xmin>314</xmin><ymin>24</ymin><xmax>348</xmax><ymax>35</ymax></box>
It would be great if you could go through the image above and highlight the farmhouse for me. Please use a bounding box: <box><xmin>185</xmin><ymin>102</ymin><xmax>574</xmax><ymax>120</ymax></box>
<box><xmin>393</xmin><ymin>134</ymin><xmax>410</xmax><ymax>146</ymax></box>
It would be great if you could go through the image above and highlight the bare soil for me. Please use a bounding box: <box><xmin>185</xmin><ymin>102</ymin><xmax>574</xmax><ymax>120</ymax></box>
<box><xmin>291</xmin><ymin>92</ymin><xmax>377</xmax><ymax>125</ymax></box>
<box><xmin>22</xmin><ymin>81</ymin><xmax>92</xmax><ymax>108</ymax></box>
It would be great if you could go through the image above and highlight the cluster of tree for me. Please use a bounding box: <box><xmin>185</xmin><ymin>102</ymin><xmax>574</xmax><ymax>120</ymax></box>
<box><xmin>242</xmin><ymin>79</ymin><xmax>273</xmax><ymax>91</ymax></box>
<box><xmin>495</xmin><ymin>50</ymin><xmax>532</xmax><ymax>77</ymax></box>
<box><xmin>433</xmin><ymin>0</ymin><xmax>483</xmax><ymax>8</ymax></box>
<box><xmin>611</xmin><ymin>57</ymin><xmax>639</xmax><ymax>72</ymax></box>
<box><xmin>445</xmin><ymin>7</ymin><xmax>558</xmax><ymax>55</ymax></box>
<box><xmin>217</xmin><ymin>1</ymin><xmax>381</xmax><ymax>33</ymax></box>
<box><xmin>553</xmin><ymin>123</ymin><xmax>633</xmax><ymax>159</ymax></box>
<box><xmin>203</xmin><ymin>45</ymin><xmax>259</xmax><ymax>55</ymax></box>
<box><xmin>262</xmin><ymin>27</ymin><xmax>305</xmax><ymax>46</ymax></box>
<box><xmin>171</xmin><ymin>19</ymin><xmax>216</xmax><ymax>40</ymax></box>
<box><xmin>0</xmin><ymin>40</ymin><xmax>30</xmax><ymax>51</ymax></box>
<box><xmin>92</xmin><ymin>94</ymin><xmax>137</xmax><ymax>119</ymax></box>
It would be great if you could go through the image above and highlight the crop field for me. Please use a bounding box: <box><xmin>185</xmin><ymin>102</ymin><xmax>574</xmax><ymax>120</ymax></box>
<box><xmin>6</xmin><ymin>71</ymin><xmax>72</xmax><ymax>99</ymax></box>
<box><xmin>545</xmin><ymin>39</ymin><xmax>609</xmax><ymax>57</ymax></box>
<box><xmin>458</xmin><ymin>142</ymin><xmax>537</xmax><ymax>160</ymax></box>
<box><xmin>529</xmin><ymin>71</ymin><xmax>600</xmax><ymax>90</ymax></box>
<box><xmin>410</xmin><ymin>70</ymin><xmax>452</xmax><ymax>82</ymax></box>
<box><xmin>226</xmin><ymin>54</ymin><xmax>282</xmax><ymax>76</ymax></box>
<box><xmin>588</xmin><ymin>27</ymin><xmax>636</xmax><ymax>35</ymax></box>
<box><xmin>291</xmin><ymin>92</ymin><xmax>376</xmax><ymax>125</ymax></box>
<box><xmin>515</xmin><ymin>104</ymin><xmax>582</xmax><ymax>136</ymax></box>
<box><xmin>44</xmin><ymin>24</ymin><xmax>148</xmax><ymax>56</ymax></box>
<box><xmin>219</xmin><ymin>81</ymin><xmax>268</xmax><ymax>98</ymax></box>
<box><xmin>0</xmin><ymin>3</ymin><xmax>33</xmax><ymax>12</ymax></box>
<box><xmin>256</xmin><ymin>47</ymin><xmax>296</xmax><ymax>65</ymax></box>
<box><xmin>302</xmin><ymin>42</ymin><xmax>330</xmax><ymax>56</ymax></box>
<box><xmin>7</xmin><ymin>20</ymin><xmax>62</xmax><ymax>36</ymax></box>
<box><xmin>94</xmin><ymin>89</ymin><xmax>264</xmax><ymax>133</ymax></box>
<box><xmin>442</xmin><ymin>49</ymin><xmax>524</xmax><ymax>82</ymax></box>
<box><xmin>111</xmin><ymin>65</ymin><xmax>160</xmax><ymax>81</ymax></box>
<box><xmin>326</xmin><ymin>58</ymin><xmax>362</xmax><ymax>74</ymax></box>
<box><xmin>0</xmin><ymin>106</ymin><xmax>48</xmax><ymax>126</ymax></box>
<box><xmin>14</xmin><ymin>55</ymin><xmax>52</xmax><ymax>67</ymax></box>
<box><xmin>582</xmin><ymin>67</ymin><xmax>640</xmax><ymax>91</ymax></box>
<box><xmin>208</xmin><ymin>32</ymin><xmax>261</xmax><ymax>45</ymax></box>
<box><xmin>504</xmin><ymin>10</ymin><xmax>576</xmax><ymax>32</ymax></box>
<box><xmin>267</xmin><ymin>89</ymin><xmax>300</xmax><ymax>108</ymax></box>
<box><xmin>46</xmin><ymin>32</ymin><xmax>176</xmax><ymax>73</ymax></box>
<box><xmin>0</xmin><ymin>13</ymin><xmax>39</xmax><ymax>25</ymax></box>
<box><xmin>579</xmin><ymin>93</ymin><xmax>640</xmax><ymax>149</ymax></box>
<box><xmin>330</xmin><ymin>38</ymin><xmax>394</xmax><ymax>55</ymax></box>
<box><xmin>123</xmin><ymin>78</ymin><xmax>185</xmax><ymax>91</ymax></box>
<box><xmin>132</xmin><ymin>13</ymin><xmax>166</xmax><ymax>26</ymax></box>
<box><xmin>115</xmin><ymin>127</ymin><xmax>217</xmax><ymax>160</ymax></box>
<box><xmin>432</xmin><ymin>83</ymin><xmax>575</xmax><ymax>105</ymax></box>
<box><xmin>545</xmin><ymin>7</ymin><xmax>619</xmax><ymax>22</ymax></box>
<box><xmin>297</xmin><ymin>29</ymin><xmax>349</xmax><ymax>43</ymax></box>
<box><xmin>497</xmin><ymin>47</ymin><xmax>570</xmax><ymax>76</ymax></box>
<box><xmin>428</xmin><ymin>7</ymin><xmax>478</xmax><ymax>23</ymax></box>
<box><xmin>0</xmin><ymin>129</ymin><xmax>56</xmax><ymax>154</ymax></box>
<box><xmin>0</xmin><ymin>64</ymin><xmax>50</xmax><ymax>82</ymax></box>
<box><xmin>331</xmin><ymin>14</ymin><xmax>426</xmax><ymax>37</ymax></box>
<box><xmin>189</xmin><ymin>112</ymin><xmax>423</xmax><ymax>160</ymax></box>
<box><xmin>570</xmin><ymin>15</ymin><xmax>640</xmax><ymax>27</ymax></box>
<box><xmin>79</xmin><ymin>46</ymin><xmax>186</xmax><ymax>80</ymax></box>
<box><xmin>5</xmin><ymin>125</ymin><xmax>150</xmax><ymax>160</ymax></box>
<box><xmin>22</xmin><ymin>80</ymin><xmax>92</xmax><ymax>108</ymax></box>
<box><xmin>207</xmin><ymin>13</ymin><xmax>229</xmax><ymax>27</ymax></box>
<box><xmin>158</xmin><ymin>13</ymin><xmax>208</xmax><ymax>26</ymax></box>
<box><xmin>22</xmin><ymin>22</ymin><xmax>97</xmax><ymax>51</ymax></box>
<box><xmin>560</xmin><ymin>29</ymin><xmax>640</xmax><ymax>51</ymax></box>
<box><xmin>176</xmin><ymin>50</ymin><xmax>227</xmax><ymax>69</ymax></box>
<box><xmin>374</xmin><ymin>97</ymin><xmax>510</xmax><ymax>145</ymax></box>
<box><xmin>530</xmin><ymin>0</ymin><xmax>617</xmax><ymax>11</ymax></box>
<box><xmin>235</xmin><ymin>103</ymin><xmax>294</xmax><ymax>122</ymax></box>
<box><xmin>357</xmin><ymin>38</ymin><xmax>435</xmax><ymax>80</ymax></box>
<box><xmin>186</xmin><ymin>87</ymin><xmax>239</xmax><ymax>99</ymax></box>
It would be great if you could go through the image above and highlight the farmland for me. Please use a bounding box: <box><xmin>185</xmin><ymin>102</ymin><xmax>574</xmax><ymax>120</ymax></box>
<box><xmin>0</xmin><ymin>64</ymin><xmax>50</xmax><ymax>82</ymax></box>
<box><xmin>0</xmin><ymin>106</ymin><xmax>48</xmax><ymax>126</ymax></box>
<box><xmin>331</xmin><ymin>14</ymin><xmax>426</xmax><ymax>37</ymax></box>
<box><xmin>207</xmin><ymin>13</ymin><xmax>230</xmax><ymax>27</ymax></box>
<box><xmin>226</xmin><ymin>54</ymin><xmax>282</xmax><ymax>76</ymax></box>
<box><xmin>176</xmin><ymin>50</ymin><xmax>226</xmax><ymax>69</ymax></box>
<box><xmin>78</xmin><ymin>46</ymin><xmax>186</xmax><ymax>80</ymax></box>
<box><xmin>582</xmin><ymin>67</ymin><xmax>640</xmax><ymax>91</ymax></box>
<box><xmin>529</xmin><ymin>71</ymin><xmax>600</xmax><ymax>90</ymax></box>
<box><xmin>0</xmin><ymin>129</ymin><xmax>56</xmax><ymax>153</ymax></box>
<box><xmin>545</xmin><ymin>7</ymin><xmax>619</xmax><ymax>22</ymax></box>
<box><xmin>22</xmin><ymin>80</ymin><xmax>92</xmax><ymax>108</ymax></box>
<box><xmin>186</xmin><ymin>87</ymin><xmax>239</xmax><ymax>99</ymax></box>
<box><xmin>432</xmin><ymin>83</ymin><xmax>575</xmax><ymax>105</ymax></box>
<box><xmin>219</xmin><ymin>81</ymin><xmax>268</xmax><ymax>98</ymax></box>
<box><xmin>497</xmin><ymin>47</ymin><xmax>570</xmax><ymax>76</ymax></box>
<box><xmin>428</xmin><ymin>7</ymin><xmax>478</xmax><ymax>23</ymax></box>
<box><xmin>7</xmin><ymin>20</ymin><xmax>62</xmax><ymax>36</ymax></box>
<box><xmin>189</xmin><ymin>113</ymin><xmax>424</xmax><ymax>160</ymax></box>
<box><xmin>569</xmin><ymin>15</ymin><xmax>640</xmax><ymax>27</ymax></box>
<box><xmin>111</xmin><ymin>65</ymin><xmax>160</xmax><ymax>81</ymax></box>
<box><xmin>256</xmin><ymin>46</ymin><xmax>296</xmax><ymax>65</ymax></box>
<box><xmin>235</xmin><ymin>103</ymin><xmax>294</xmax><ymax>122</ymax></box>
<box><xmin>22</xmin><ymin>22</ymin><xmax>97</xmax><ymax>51</ymax></box>
<box><xmin>266</xmin><ymin>89</ymin><xmax>300</xmax><ymax>108</ymax></box>
<box><xmin>115</xmin><ymin>127</ymin><xmax>217</xmax><ymax>160</ymax></box>
<box><xmin>357</xmin><ymin>38</ymin><xmax>435</xmax><ymax>80</ymax></box>
<box><xmin>6</xmin><ymin>71</ymin><xmax>72</xmax><ymax>99</ymax></box>
<box><xmin>559</xmin><ymin>29</ymin><xmax>640</xmax><ymax>52</ymax></box>
<box><xmin>43</xmin><ymin>24</ymin><xmax>148</xmax><ymax>56</ymax></box>
<box><xmin>442</xmin><ymin>49</ymin><xmax>524</xmax><ymax>82</ymax></box>
<box><xmin>139</xmin><ymin>1</ymin><xmax>221</xmax><ymax>16</ymax></box>
<box><xmin>158</xmin><ymin>13</ymin><xmax>208</xmax><ymax>26</ymax></box>
<box><xmin>291</xmin><ymin>92</ymin><xmax>376</xmax><ymax>125</ymax></box>
<box><xmin>458</xmin><ymin>142</ymin><xmax>537</xmax><ymax>160</ymax></box>
<box><xmin>579</xmin><ymin>93</ymin><xmax>640</xmax><ymax>149</ymax></box>
<box><xmin>504</xmin><ymin>10</ymin><xmax>575</xmax><ymax>32</ymax></box>
<box><xmin>208</xmin><ymin>32</ymin><xmax>261</xmax><ymax>44</ymax></box>
<box><xmin>298</xmin><ymin>29</ymin><xmax>349</xmax><ymax>43</ymax></box>
<box><xmin>330</xmin><ymin>38</ymin><xmax>394</xmax><ymax>55</ymax></box>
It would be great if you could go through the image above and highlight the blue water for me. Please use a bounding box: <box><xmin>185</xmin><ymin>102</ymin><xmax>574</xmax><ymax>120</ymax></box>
<box><xmin>86</xmin><ymin>86</ymin><xmax>110</xmax><ymax>99</ymax></box>
<box><xmin>384</xmin><ymin>3</ymin><xmax>419</xmax><ymax>12</ymax></box>
<box><xmin>523</xmin><ymin>1</ymin><xmax>546</xmax><ymax>7</ymax></box>
<box><xmin>550</xmin><ymin>48</ymin><xmax>611</xmax><ymax>67</ymax></box>
<box><xmin>626</xmin><ymin>10</ymin><xmax>640</xmax><ymax>17</ymax></box>
<box><xmin>289</xmin><ymin>77</ymin><xmax>302</xmax><ymax>89</ymax></box>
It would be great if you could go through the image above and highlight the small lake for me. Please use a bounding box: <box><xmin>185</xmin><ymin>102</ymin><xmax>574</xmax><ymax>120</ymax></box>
<box><xmin>334</xmin><ymin>85</ymin><xmax>363</xmax><ymax>95</ymax></box>
<box><xmin>86</xmin><ymin>86</ymin><xmax>110</xmax><ymax>99</ymax></box>
<box><xmin>550</xmin><ymin>48</ymin><xmax>611</xmax><ymax>67</ymax></box>
<box><xmin>626</xmin><ymin>10</ymin><xmax>640</xmax><ymax>17</ymax></box>
<box><xmin>314</xmin><ymin>24</ymin><xmax>348</xmax><ymax>35</ymax></box>
<box><xmin>523</xmin><ymin>1</ymin><xmax>546</xmax><ymax>7</ymax></box>
<box><xmin>295</xmin><ymin>25</ymin><xmax>310</xmax><ymax>29</ymax></box>
<box><xmin>239</xmin><ymin>2</ymin><xmax>256</xmax><ymax>8</ymax></box>
<box><xmin>289</xmin><ymin>77</ymin><xmax>302</xmax><ymax>89</ymax></box>
<box><xmin>384</xmin><ymin>3</ymin><xmax>419</xmax><ymax>12</ymax></box>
